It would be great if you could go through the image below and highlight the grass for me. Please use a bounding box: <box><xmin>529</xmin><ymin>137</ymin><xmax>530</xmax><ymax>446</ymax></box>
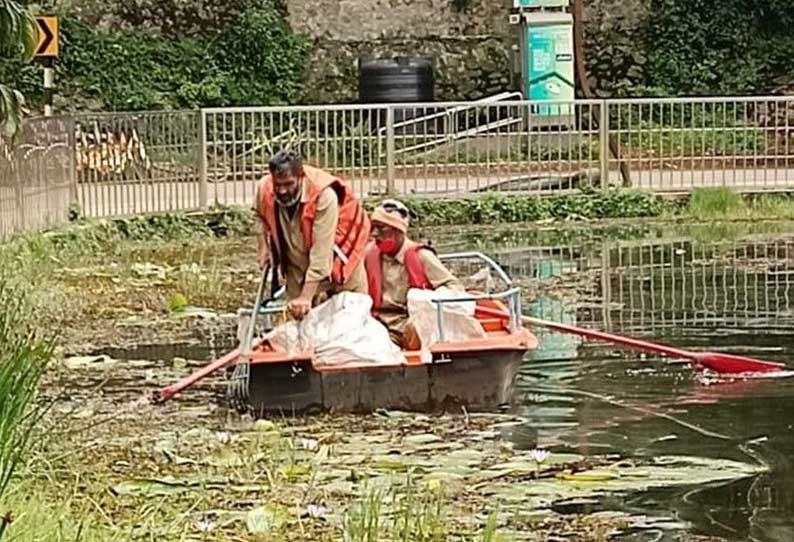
<box><xmin>686</xmin><ymin>187</ymin><xmax>747</xmax><ymax>217</ymax></box>
<box><xmin>342</xmin><ymin>478</ymin><xmax>499</xmax><ymax>542</ymax></box>
<box><xmin>0</xmin><ymin>276</ymin><xmax>53</xmax><ymax>541</ymax></box>
<box><xmin>683</xmin><ymin>187</ymin><xmax>794</xmax><ymax>221</ymax></box>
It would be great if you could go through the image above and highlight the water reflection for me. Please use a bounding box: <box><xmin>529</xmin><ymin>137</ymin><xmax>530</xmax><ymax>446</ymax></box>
<box><xmin>451</xmin><ymin>225</ymin><xmax>794</xmax><ymax>542</ymax></box>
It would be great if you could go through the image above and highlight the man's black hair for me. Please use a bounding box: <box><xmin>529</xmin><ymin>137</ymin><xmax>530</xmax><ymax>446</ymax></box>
<box><xmin>268</xmin><ymin>149</ymin><xmax>302</xmax><ymax>178</ymax></box>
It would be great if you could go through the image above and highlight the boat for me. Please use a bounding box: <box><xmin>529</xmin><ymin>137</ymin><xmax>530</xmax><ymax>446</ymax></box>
<box><xmin>226</xmin><ymin>252</ymin><xmax>538</xmax><ymax>415</ymax></box>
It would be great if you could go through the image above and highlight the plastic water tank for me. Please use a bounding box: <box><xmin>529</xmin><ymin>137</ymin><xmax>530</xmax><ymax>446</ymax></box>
<box><xmin>358</xmin><ymin>57</ymin><xmax>434</xmax><ymax>103</ymax></box>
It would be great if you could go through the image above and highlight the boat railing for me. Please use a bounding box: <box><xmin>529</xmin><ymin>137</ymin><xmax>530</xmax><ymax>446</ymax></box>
<box><xmin>437</xmin><ymin>251</ymin><xmax>512</xmax><ymax>291</ymax></box>
<box><xmin>430</xmin><ymin>287</ymin><xmax>522</xmax><ymax>341</ymax></box>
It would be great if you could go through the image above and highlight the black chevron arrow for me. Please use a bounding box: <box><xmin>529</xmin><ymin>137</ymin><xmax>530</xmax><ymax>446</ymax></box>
<box><xmin>37</xmin><ymin>19</ymin><xmax>54</xmax><ymax>55</ymax></box>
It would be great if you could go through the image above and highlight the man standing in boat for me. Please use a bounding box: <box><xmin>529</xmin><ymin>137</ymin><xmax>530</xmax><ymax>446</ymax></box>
<box><xmin>365</xmin><ymin>199</ymin><xmax>463</xmax><ymax>349</ymax></box>
<box><xmin>253</xmin><ymin>150</ymin><xmax>371</xmax><ymax>320</ymax></box>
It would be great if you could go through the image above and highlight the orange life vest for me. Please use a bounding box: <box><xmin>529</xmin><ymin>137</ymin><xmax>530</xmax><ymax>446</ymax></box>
<box><xmin>257</xmin><ymin>165</ymin><xmax>371</xmax><ymax>285</ymax></box>
<box><xmin>365</xmin><ymin>241</ymin><xmax>433</xmax><ymax>316</ymax></box>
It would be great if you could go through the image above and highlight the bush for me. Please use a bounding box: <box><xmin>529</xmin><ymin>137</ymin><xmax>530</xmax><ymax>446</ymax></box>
<box><xmin>375</xmin><ymin>190</ymin><xmax>672</xmax><ymax>227</ymax></box>
<box><xmin>209</xmin><ymin>1</ymin><xmax>310</xmax><ymax>106</ymax></box>
<box><xmin>643</xmin><ymin>0</ymin><xmax>794</xmax><ymax>95</ymax></box>
<box><xmin>1</xmin><ymin>1</ymin><xmax>309</xmax><ymax>111</ymax></box>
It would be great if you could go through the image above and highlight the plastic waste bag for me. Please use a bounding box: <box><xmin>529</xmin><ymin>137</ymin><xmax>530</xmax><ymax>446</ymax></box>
<box><xmin>407</xmin><ymin>287</ymin><xmax>486</xmax><ymax>362</ymax></box>
<box><xmin>265</xmin><ymin>292</ymin><xmax>406</xmax><ymax>367</ymax></box>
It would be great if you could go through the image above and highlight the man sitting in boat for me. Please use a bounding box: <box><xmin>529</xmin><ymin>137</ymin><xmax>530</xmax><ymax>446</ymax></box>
<box><xmin>253</xmin><ymin>150</ymin><xmax>371</xmax><ymax>320</ymax></box>
<box><xmin>365</xmin><ymin>199</ymin><xmax>463</xmax><ymax>349</ymax></box>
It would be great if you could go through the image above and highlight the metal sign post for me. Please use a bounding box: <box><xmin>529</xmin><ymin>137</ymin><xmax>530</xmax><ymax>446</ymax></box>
<box><xmin>34</xmin><ymin>16</ymin><xmax>60</xmax><ymax>116</ymax></box>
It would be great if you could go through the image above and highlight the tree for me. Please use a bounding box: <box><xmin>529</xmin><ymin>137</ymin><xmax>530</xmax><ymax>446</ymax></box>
<box><xmin>0</xmin><ymin>0</ymin><xmax>37</xmax><ymax>139</ymax></box>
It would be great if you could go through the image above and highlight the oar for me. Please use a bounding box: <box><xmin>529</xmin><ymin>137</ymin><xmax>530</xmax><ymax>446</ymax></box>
<box><xmin>478</xmin><ymin>307</ymin><xmax>786</xmax><ymax>374</ymax></box>
<box><xmin>154</xmin><ymin>266</ymin><xmax>282</xmax><ymax>403</ymax></box>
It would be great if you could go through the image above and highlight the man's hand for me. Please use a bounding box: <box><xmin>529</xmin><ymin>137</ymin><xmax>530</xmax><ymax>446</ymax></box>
<box><xmin>286</xmin><ymin>295</ymin><xmax>312</xmax><ymax>320</ymax></box>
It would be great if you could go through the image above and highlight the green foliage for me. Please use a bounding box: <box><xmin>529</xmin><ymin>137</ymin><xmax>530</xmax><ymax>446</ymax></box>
<box><xmin>3</xmin><ymin>1</ymin><xmax>309</xmax><ymax>112</ymax></box>
<box><xmin>389</xmin><ymin>190</ymin><xmax>672</xmax><ymax>227</ymax></box>
<box><xmin>0</xmin><ymin>275</ymin><xmax>52</xmax><ymax>539</ymax></box>
<box><xmin>209</xmin><ymin>1</ymin><xmax>310</xmax><ymax>106</ymax></box>
<box><xmin>60</xmin><ymin>18</ymin><xmax>212</xmax><ymax>110</ymax></box>
<box><xmin>681</xmin><ymin>189</ymin><xmax>794</xmax><ymax>221</ymax></box>
<box><xmin>0</xmin><ymin>208</ymin><xmax>252</xmax><ymax>280</ymax></box>
<box><xmin>0</xmin><ymin>0</ymin><xmax>37</xmax><ymax>138</ymax></box>
<box><xmin>644</xmin><ymin>0</ymin><xmax>794</xmax><ymax>95</ymax></box>
<box><xmin>687</xmin><ymin>187</ymin><xmax>747</xmax><ymax>217</ymax></box>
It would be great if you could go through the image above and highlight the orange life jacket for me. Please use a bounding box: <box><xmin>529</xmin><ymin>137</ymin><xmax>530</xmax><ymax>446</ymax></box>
<box><xmin>257</xmin><ymin>165</ymin><xmax>370</xmax><ymax>285</ymax></box>
<box><xmin>365</xmin><ymin>241</ymin><xmax>433</xmax><ymax>316</ymax></box>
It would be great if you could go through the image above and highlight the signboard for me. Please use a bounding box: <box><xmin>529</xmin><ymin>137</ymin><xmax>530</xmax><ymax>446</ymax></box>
<box><xmin>523</xmin><ymin>13</ymin><xmax>574</xmax><ymax>119</ymax></box>
<box><xmin>35</xmin><ymin>16</ymin><xmax>59</xmax><ymax>57</ymax></box>
<box><xmin>513</xmin><ymin>0</ymin><xmax>569</xmax><ymax>7</ymax></box>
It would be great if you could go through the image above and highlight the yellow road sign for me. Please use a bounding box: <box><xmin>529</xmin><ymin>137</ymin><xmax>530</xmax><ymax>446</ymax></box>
<box><xmin>35</xmin><ymin>16</ymin><xmax>59</xmax><ymax>57</ymax></box>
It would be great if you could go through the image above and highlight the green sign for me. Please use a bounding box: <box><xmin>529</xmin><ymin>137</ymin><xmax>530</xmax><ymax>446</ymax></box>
<box><xmin>513</xmin><ymin>0</ymin><xmax>569</xmax><ymax>7</ymax></box>
<box><xmin>524</xmin><ymin>15</ymin><xmax>574</xmax><ymax>116</ymax></box>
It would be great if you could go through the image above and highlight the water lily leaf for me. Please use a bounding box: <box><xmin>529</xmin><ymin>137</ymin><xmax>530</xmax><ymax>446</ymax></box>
<box><xmin>131</xmin><ymin>262</ymin><xmax>167</xmax><ymax>279</ymax></box>
<box><xmin>322</xmin><ymin>479</ymin><xmax>356</xmax><ymax>496</ymax></box>
<box><xmin>253</xmin><ymin>419</ymin><xmax>278</xmax><ymax>433</ymax></box>
<box><xmin>556</xmin><ymin>470</ymin><xmax>620</xmax><ymax>482</ymax></box>
<box><xmin>161</xmin><ymin>448</ymin><xmax>197</xmax><ymax>466</ymax></box>
<box><xmin>370</xmin><ymin>454</ymin><xmax>433</xmax><ymax>472</ymax></box>
<box><xmin>183</xmin><ymin>428</ymin><xmax>216</xmax><ymax>443</ymax></box>
<box><xmin>423</xmin><ymin>470</ymin><xmax>467</xmax><ymax>484</ymax></box>
<box><xmin>173</xmin><ymin>306</ymin><xmax>218</xmax><ymax>320</ymax></box>
<box><xmin>110</xmin><ymin>477</ymin><xmax>203</xmax><ymax>496</ymax></box>
<box><xmin>64</xmin><ymin>355</ymin><xmax>117</xmax><ymax>370</ymax></box>
<box><xmin>403</xmin><ymin>433</ymin><xmax>442</xmax><ymax>446</ymax></box>
<box><xmin>278</xmin><ymin>464</ymin><xmax>311</xmax><ymax>481</ymax></box>
<box><xmin>437</xmin><ymin>449</ymin><xmax>485</xmax><ymax>468</ymax></box>
<box><xmin>208</xmin><ymin>448</ymin><xmax>244</xmax><ymax>468</ymax></box>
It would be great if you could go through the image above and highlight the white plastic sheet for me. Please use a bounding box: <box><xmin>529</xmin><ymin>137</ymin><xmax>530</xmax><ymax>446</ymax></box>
<box><xmin>406</xmin><ymin>287</ymin><xmax>486</xmax><ymax>362</ymax></box>
<box><xmin>265</xmin><ymin>292</ymin><xmax>406</xmax><ymax>367</ymax></box>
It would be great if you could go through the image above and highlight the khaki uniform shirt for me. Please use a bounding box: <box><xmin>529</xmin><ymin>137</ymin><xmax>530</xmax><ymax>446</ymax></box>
<box><xmin>378</xmin><ymin>241</ymin><xmax>463</xmax><ymax>335</ymax></box>
<box><xmin>253</xmin><ymin>181</ymin><xmax>367</xmax><ymax>302</ymax></box>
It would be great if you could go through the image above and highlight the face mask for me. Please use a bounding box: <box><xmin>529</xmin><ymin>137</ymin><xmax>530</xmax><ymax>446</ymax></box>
<box><xmin>375</xmin><ymin>237</ymin><xmax>400</xmax><ymax>255</ymax></box>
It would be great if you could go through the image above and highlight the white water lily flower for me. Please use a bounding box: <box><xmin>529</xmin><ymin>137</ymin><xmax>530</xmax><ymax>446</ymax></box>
<box><xmin>215</xmin><ymin>431</ymin><xmax>231</xmax><ymax>444</ymax></box>
<box><xmin>530</xmin><ymin>448</ymin><xmax>550</xmax><ymax>464</ymax></box>
<box><xmin>307</xmin><ymin>504</ymin><xmax>327</xmax><ymax>518</ymax></box>
<box><xmin>195</xmin><ymin>518</ymin><xmax>215</xmax><ymax>532</ymax></box>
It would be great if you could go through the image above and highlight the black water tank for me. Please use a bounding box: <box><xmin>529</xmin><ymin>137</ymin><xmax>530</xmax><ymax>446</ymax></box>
<box><xmin>358</xmin><ymin>57</ymin><xmax>434</xmax><ymax>103</ymax></box>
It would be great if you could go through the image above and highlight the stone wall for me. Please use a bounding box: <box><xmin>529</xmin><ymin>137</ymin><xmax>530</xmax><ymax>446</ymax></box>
<box><xmin>287</xmin><ymin>0</ymin><xmax>650</xmax><ymax>103</ymax></box>
<box><xmin>52</xmin><ymin>0</ymin><xmax>651</xmax><ymax>104</ymax></box>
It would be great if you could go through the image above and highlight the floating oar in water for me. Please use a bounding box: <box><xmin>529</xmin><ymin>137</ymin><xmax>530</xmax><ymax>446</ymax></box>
<box><xmin>477</xmin><ymin>307</ymin><xmax>785</xmax><ymax>374</ymax></box>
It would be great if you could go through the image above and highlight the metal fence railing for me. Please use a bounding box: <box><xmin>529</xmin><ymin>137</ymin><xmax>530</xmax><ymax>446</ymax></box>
<box><xmin>514</xmin><ymin>235</ymin><xmax>794</xmax><ymax>333</ymax></box>
<box><xmin>2</xmin><ymin>96</ymin><xmax>794</xmax><ymax>237</ymax></box>
<box><xmin>0</xmin><ymin>117</ymin><xmax>74</xmax><ymax>240</ymax></box>
<box><xmin>74</xmin><ymin>110</ymin><xmax>201</xmax><ymax>218</ymax></box>
<box><xmin>202</xmin><ymin>100</ymin><xmax>604</xmax><ymax>205</ymax></box>
<box><xmin>607</xmin><ymin>97</ymin><xmax>794</xmax><ymax>192</ymax></box>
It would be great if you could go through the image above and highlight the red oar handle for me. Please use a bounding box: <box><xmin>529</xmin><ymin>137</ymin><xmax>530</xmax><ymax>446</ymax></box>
<box><xmin>520</xmin><ymin>315</ymin><xmax>696</xmax><ymax>361</ymax></box>
<box><xmin>477</xmin><ymin>306</ymin><xmax>785</xmax><ymax>373</ymax></box>
<box><xmin>154</xmin><ymin>337</ymin><xmax>263</xmax><ymax>403</ymax></box>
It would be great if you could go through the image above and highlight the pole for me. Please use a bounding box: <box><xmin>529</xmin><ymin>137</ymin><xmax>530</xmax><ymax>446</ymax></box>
<box><xmin>43</xmin><ymin>57</ymin><xmax>54</xmax><ymax>116</ymax></box>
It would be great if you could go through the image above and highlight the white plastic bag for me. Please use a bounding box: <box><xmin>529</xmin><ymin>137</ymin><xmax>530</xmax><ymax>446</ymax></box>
<box><xmin>265</xmin><ymin>292</ymin><xmax>406</xmax><ymax>367</ymax></box>
<box><xmin>406</xmin><ymin>287</ymin><xmax>486</xmax><ymax>362</ymax></box>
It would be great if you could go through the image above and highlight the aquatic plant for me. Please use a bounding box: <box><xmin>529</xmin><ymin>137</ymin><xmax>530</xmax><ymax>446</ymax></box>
<box><xmin>0</xmin><ymin>276</ymin><xmax>52</xmax><ymax>540</ymax></box>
